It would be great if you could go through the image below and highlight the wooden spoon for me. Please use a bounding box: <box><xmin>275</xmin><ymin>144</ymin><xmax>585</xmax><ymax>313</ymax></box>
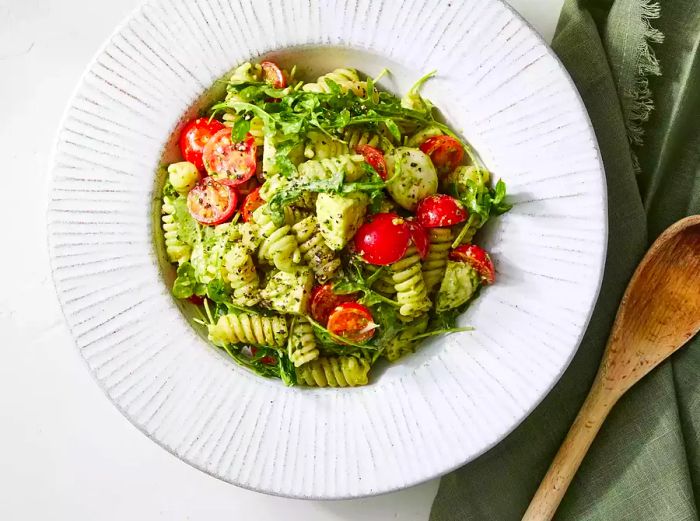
<box><xmin>523</xmin><ymin>215</ymin><xmax>700</xmax><ymax>521</ymax></box>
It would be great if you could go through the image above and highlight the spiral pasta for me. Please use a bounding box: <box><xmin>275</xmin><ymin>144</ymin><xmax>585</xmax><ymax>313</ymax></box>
<box><xmin>303</xmin><ymin>131</ymin><xmax>349</xmax><ymax>160</ymax></box>
<box><xmin>291</xmin><ymin>215</ymin><xmax>341</xmax><ymax>282</ymax></box>
<box><xmin>161</xmin><ymin>195</ymin><xmax>191</xmax><ymax>264</ymax></box>
<box><xmin>390</xmin><ymin>245</ymin><xmax>432</xmax><ymax>317</ymax></box>
<box><xmin>296</xmin><ymin>356</ymin><xmax>371</xmax><ymax>387</ymax></box>
<box><xmin>343</xmin><ymin>128</ymin><xmax>381</xmax><ymax>150</ymax></box>
<box><xmin>208</xmin><ymin>313</ymin><xmax>288</xmax><ymax>348</ymax></box>
<box><xmin>288</xmin><ymin>317</ymin><xmax>320</xmax><ymax>367</ymax></box>
<box><xmin>297</xmin><ymin>154</ymin><xmax>365</xmax><ymax>183</ymax></box>
<box><xmin>366</xmin><ymin>265</ymin><xmax>397</xmax><ymax>295</ymax></box>
<box><xmin>302</xmin><ymin>68</ymin><xmax>367</xmax><ymax>97</ymax></box>
<box><xmin>422</xmin><ymin>227</ymin><xmax>454</xmax><ymax>294</ymax></box>
<box><xmin>224</xmin><ymin>244</ymin><xmax>260</xmax><ymax>307</ymax></box>
<box><xmin>383</xmin><ymin>314</ymin><xmax>429</xmax><ymax>362</ymax></box>
<box><xmin>252</xmin><ymin>205</ymin><xmax>301</xmax><ymax>272</ymax></box>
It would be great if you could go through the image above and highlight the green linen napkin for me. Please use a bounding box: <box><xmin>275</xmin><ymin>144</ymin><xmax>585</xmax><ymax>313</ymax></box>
<box><xmin>430</xmin><ymin>1</ymin><xmax>700</xmax><ymax>519</ymax></box>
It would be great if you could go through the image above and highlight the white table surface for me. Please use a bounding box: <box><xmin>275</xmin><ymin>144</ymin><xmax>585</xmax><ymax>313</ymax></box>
<box><xmin>0</xmin><ymin>0</ymin><xmax>562</xmax><ymax>519</ymax></box>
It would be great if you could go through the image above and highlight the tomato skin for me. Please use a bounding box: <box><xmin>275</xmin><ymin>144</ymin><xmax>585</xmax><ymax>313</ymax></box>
<box><xmin>241</xmin><ymin>186</ymin><xmax>265</xmax><ymax>223</ymax></box>
<box><xmin>449</xmin><ymin>244</ymin><xmax>495</xmax><ymax>284</ymax></box>
<box><xmin>419</xmin><ymin>135</ymin><xmax>464</xmax><ymax>176</ymax></box>
<box><xmin>187</xmin><ymin>177</ymin><xmax>237</xmax><ymax>226</ymax></box>
<box><xmin>250</xmin><ymin>347</ymin><xmax>278</xmax><ymax>365</ymax></box>
<box><xmin>261</xmin><ymin>61</ymin><xmax>287</xmax><ymax>88</ymax></box>
<box><xmin>406</xmin><ymin>219</ymin><xmax>429</xmax><ymax>259</ymax></box>
<box><xmin>327</xmin><ymin>302</ymin><xmax>376</xmax><ymax>343</ymax></box>
<box><xmin>355</xmin><ymin>145</ymin><xmax>387</xmax><ymax>180</ymax></box>
<box><xmin>179</xmin><ymin>118</ymin><xmax>225</xmax><ymax>172</ymax></box>
<box><xmin>310</xmin><ymin>284</ymin><xmax>358</xmax><ymax>325</ymax></box>
<box><xmin>202</xmin><ymin>130</ymin><xmax>257</xmax><ymax>186</ymax></box>
<box><xmin>354</xmin><ymin>213</ymin><xmax>411</xmax><ymax>266</ymax></box>
<box><xmin>416</xmin><ymin>194</ymin><xmax>468</xmax><ymax>228</ymax></box>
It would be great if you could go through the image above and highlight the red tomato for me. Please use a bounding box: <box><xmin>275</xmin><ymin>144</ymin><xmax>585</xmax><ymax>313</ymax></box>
<box><xmin>406</xmin><ymin>219</ymin><xmax>429</xmax><ymax>259</ymax></box>
<box><xmin>250</xmin><ymin>347</ymin><xmax>277</xmax><ymax>365</ymax></box>
<box><xmin>354</xmin><ymin>213</ymin><xmax>411</xmax><ymax>265</ymax></box>
<box><xmin>261</xmin><ymin>61</ymin><xmax>287</xmax><ymax>88</ymax></box>
<box><xmin>187</xmin><ymin>177</ymin><xmax>238</xmax><ymax>226</ymax></box>
<box><xmin>327</xmin><ymin>302</ymin><xmax>376</xmax><ymax>344</ymax></box>
<box><xmin>236</xmin><ymin>177</ymin><xmax>259</xmax><ymax>197</ymax></box>
<box><xmin>187</xmin><ymin>295</ymin><xmax>204</xmax><ymax>305</ymax></box>
<box><xmin>202</xmin><ymin>129</ymin><xmax>257</xmax><ymax>186</ymax></box>
<box><xmin>310</xmin><ymin>284</ymin><xmax>358</xmax><ymax>326</ymax></box>
<box><xmin>416</xmin><ymin>194</ymin><xmax>469</xmax><ymax>228</ymax></box>
<box><xmin>450</xmin><ymin>244</ymin><xmax>495</xmax><ymax>284</ymax></box>
<box><xmin>419</xmin><ymin>135</ymin><xmax>464</xmax><ymax>176</ymax></box>
<box><xmin>355</xmin><ymin>144</ymin><xmax>387</xmax><ymax>180</ymax></box>
<box><xmin>179</xmin><ymin>118</ymin><xmax>225</xmax><ymax>172</ymax></box>
<box><xmin>241</xmin><ymin>186</ymin><xmax>265</xmax><ymax>223</ymax></box>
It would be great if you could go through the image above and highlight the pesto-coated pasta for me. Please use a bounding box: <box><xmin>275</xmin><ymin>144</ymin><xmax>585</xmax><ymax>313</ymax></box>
<box><xmin>291</xmin><ymin>215</ymin><xmax>341</xmax><ymax>282</ymax></box>
<box><xmin>208</xmin><ymin>313</ymin><xmax>288</xmax><ymax>348</ymax></box>
<box><xmin>297</xmin><ymin>154</ymin><xmax>365</xmax><ymax>183</ymax></box>
<box><xmin>343</xmin><ymin>128</ymin><xmax>381</xmax><ymax>150</ymax></box>
<box><xmin>161</xmin><ymin>195</ymin><xmax>191</xmax><ymax>264</ymax></box>
<box><xmin>288</xmin><ymin>317</ymin><xmax>320</xmax><ymax>367</ymax></box>
<box><xmin>422</xmin><ymin>227</ymin><xmax>454</xmax><ymax>294</ymax></box>
<box><xmin>302</xmin><ymin>68</ymin><xmax>367</xmax><ymax>97</ymax></box>
<box><xmin>224</xmin><ymin>244</ymin><xmax>260</xmax><ymax>307</ymax></box>
<box><xmin>296</xmin><ymin>356</ymin><xmax>371</xmax><ymax>387</ymax></box>
<box><xmin>303</xmin><ymin>131</ymin><xmax>349</xmax><ymax>160</ymax></box>
<box><xmin>390</xmin><ymin>245</ymin><xmax>432</xmax><ymax>317</ymax></box>
<box><xmin>253</xmin><ymin>205</ymin><xmax>302</xmax><ymax>272</ymax></box>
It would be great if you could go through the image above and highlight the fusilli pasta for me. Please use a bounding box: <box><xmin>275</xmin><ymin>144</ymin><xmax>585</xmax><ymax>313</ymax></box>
<box><xmin>291</xmin><ymin>215</ymin><xmax>341</xmax><ymax>282</ymax></box>
<box><xmin>422</xmin><ymin>227</ymin><xmax>454</xmax><ymax>294</ymax></box>
<box><xmin>390</xmin><ymin>245</ymin><xmax>432</xmax><ymax>317</ymax></box>
<box><xmin>302</xmin><ymin>68</ymin><xmax>367</xmax><ymax>97</ymax></box>
<box><xmin>296</xmin><ymin>356</ymin><xmax>371</xmax><ymax>387</ymax></box>
<box><xmin>303</xmin><ymin>131</ymin><xmax>349</xmax><ymax>159</ymax></box>
<box><xmin>253</xmin><ymin>205</ymin><xmax>301</xmax><ymax>272</ymax></box>
<box><xmin>224</xmin><ymin>244</ymin><xmax>260</xmax><ymax>307</ymax></box>
<box><xmin>208</xmin><ymin>313</ymin><xmax>288</xmax><ymax>348</ymax></box>
<box><xmin>161</xmin><ymin>195</ymin><xmax>191</xmax><ymax>264</ymax></box>
<box><xmin>288</xmin><ymin>317</ymin><xmax>320</xmax><ymax>367</ymax></box>
<box><xmin>297</xmin><ymin>154</ymin><xmax>365</xmax><ymax>183</ymax></box>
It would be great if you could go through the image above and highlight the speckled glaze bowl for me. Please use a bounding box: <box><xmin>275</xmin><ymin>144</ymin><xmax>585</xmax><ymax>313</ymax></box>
<box><xmin>48</xmin><ymin>0</ymin><xmax>607</xmax><ymax>499</ymax></box>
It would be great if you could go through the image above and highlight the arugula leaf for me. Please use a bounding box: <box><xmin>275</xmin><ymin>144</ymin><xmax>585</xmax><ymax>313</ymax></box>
<box><xmin>172</xmin><ymin>196</ymin><xmax>199</xmax><ymax>246</ymax></box>
<box><xmin>172</xmin><ymin>262</ymin><xmax>197</xmax><ymax>299</ymax></box>
<box><xmin>206</xmin><ymin>279</ymin><xmax>230</xmax><ymax>304</ymax></box>
<box><xmin>307</xmin><ymin>316</ymin><xmax>379</xmax><ymax>351</ymax></box>
<box><xmin>231</xmin><ymin>117</ymin><xmax>250</xmax><ymax>141</ymax></box>
<box><xmin>333</xmin><ymin>258</ymin><xmax>401</xmax><ymax>307</ymax></box>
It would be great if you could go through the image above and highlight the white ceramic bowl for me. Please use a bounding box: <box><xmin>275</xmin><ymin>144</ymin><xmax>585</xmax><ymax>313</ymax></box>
<box><xmin>48</xmin><ymin>0</ymin><xmax>606</xmax><ymax>499</ymax></box>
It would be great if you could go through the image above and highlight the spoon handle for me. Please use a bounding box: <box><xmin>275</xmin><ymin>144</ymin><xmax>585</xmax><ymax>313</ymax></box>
<box><xmin>522</xmin><ymin>377</ymin><xmax>619</xmax><ymax>521</ymax></box>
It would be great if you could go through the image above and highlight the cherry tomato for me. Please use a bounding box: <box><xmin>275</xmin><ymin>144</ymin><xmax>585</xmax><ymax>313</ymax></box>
<box><xmin>419</xmin><ymin>135</ymin><xmax>464</xmax><ymax>176</ymax></box>
<box><xmin>187</xmin><ymin>295</ymin><xmax>204</xmax><ymax>305</ymax></box>
<box><xmin>261</xmin><ymin>61</ymin><xmax>287</xmax><ymax>89</ymax></box>
<box><xmin>416</xmin><ymin>194</ymin><xmax>469</xmax><ymax>228</ymax></box>
<box><xmin>327</xmin><ymin>302</ymin><xmax>376</xmax><ymax>344</ymax></box>
<box><xmin>241</xmin><ymin>186</ymin><xmax>265</xmax><ymax>223</ymax></box>
<box><xmin>250</xmin><ymin>347</ymin><xmax>277</xmax><ymax>365</ymax></box>
<box><xmin>310</xmin><ymin>284</ymin><xmax>358</xmax><ymax>326</ymax></box>
<box><xmin>354</xmin><ymin>213</ymin><xmax>411</xmax><ymax>266</ymax></box>
<box><xmin>236</xmin><ymin>177</ymin><xmax>259</xmax><ymax>197</ymax></box>
<box><xmin>406</xmin><ymin>219</ymin><xmax>429</xmax><ymax>259</ymax></box>
<box><xmin>202</xmin><ymin>129</ymin><xmax>257</xmax><ymax>186</ymax></box>
<box><xmin>355</xmin><ymin>144</ymin><xmax>387</xmax><ymax>180</ymax></box>
<box><xmin>450</xmin><ymin>244</ymin><xmax>495</xmax><ymax>284</ymax></box>
<box><xmin>179</xmin><ymin>117</ymin><xmax>225</xmax><ymax>172</ymax></box>
<box><xmin>187</xmin><ymin>177</ymin><xmax>238</xmax><ymax>226</ymax></box>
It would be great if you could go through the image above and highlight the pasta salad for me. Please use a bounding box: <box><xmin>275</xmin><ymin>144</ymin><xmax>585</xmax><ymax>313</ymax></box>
<box><xmin>160</xmin><ymin>61</ymin><xmax>511</xmax><ymax>387</ymax></box>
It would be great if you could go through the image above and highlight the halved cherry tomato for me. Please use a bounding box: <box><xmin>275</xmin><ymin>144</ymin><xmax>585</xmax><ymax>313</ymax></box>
<box><xmin>356</xmin><ymin>144</ymin><xmax>387</xmax><ymax>180</ymax></box>
<box><xmin>327</xmin><ymin>302</ymin><xmax>376</xmax><ymax>344</ymax></box>
<box><xmin>187</xmin><ymin>177</ymin><xmax>238</xmax><ymax>226</ymax></box>
<box><xmin>354</xmin><ymin>213</ymin><xmax>411</xmax><ymax>266</ymax></box>
<box><xmin>416</xmin><ymin>194</ymin><xmax>469</xmax><ymax>228</ymax></box>
<box><xmin>179</xmin><ymin>117</ymin><xmax>225</xmax><ymax>172</ymax></box>
<box><xmin>310</xmin><ymin>284</ymin><xmax>358</xmax><ymax>326</ymax></box>
<box><xmin>261</xmin><ymin>61</ymin><xmax>287</xmax><ymax>89</ymax></box>
<box><xmin>406</xmin><ymin>219</ymin><xmax>429</xmax><ymax>259</ymax></box>
<box><xmin>241</xmin><ymin>186</ymin><xmax>265</xmax><ymax>223</ymax></box>
<box><xmin>449</xmin><ymin>244</ymin><xmax>495</xmax><ymax>284</ymax></box>
<box><xmin>202</xmin><ymin>129</ymin><xmax>257</xmax><ymax>186</ymax></box>
<box><xmin>236</xmin><ymin>177</ymin><xmax>259</xmax><ymax>197</ymax></box>
<box><xmin>420</xmin><ymin>135</ymin><xmax>464</xmax><ymax>176</ymax></box>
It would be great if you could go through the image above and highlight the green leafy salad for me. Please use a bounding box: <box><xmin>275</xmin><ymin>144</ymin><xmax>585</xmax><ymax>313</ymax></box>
<box><xmin>160</xmin><ymin>61</ymin><xmax>511</xmax><ymax>387</ymax></box>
